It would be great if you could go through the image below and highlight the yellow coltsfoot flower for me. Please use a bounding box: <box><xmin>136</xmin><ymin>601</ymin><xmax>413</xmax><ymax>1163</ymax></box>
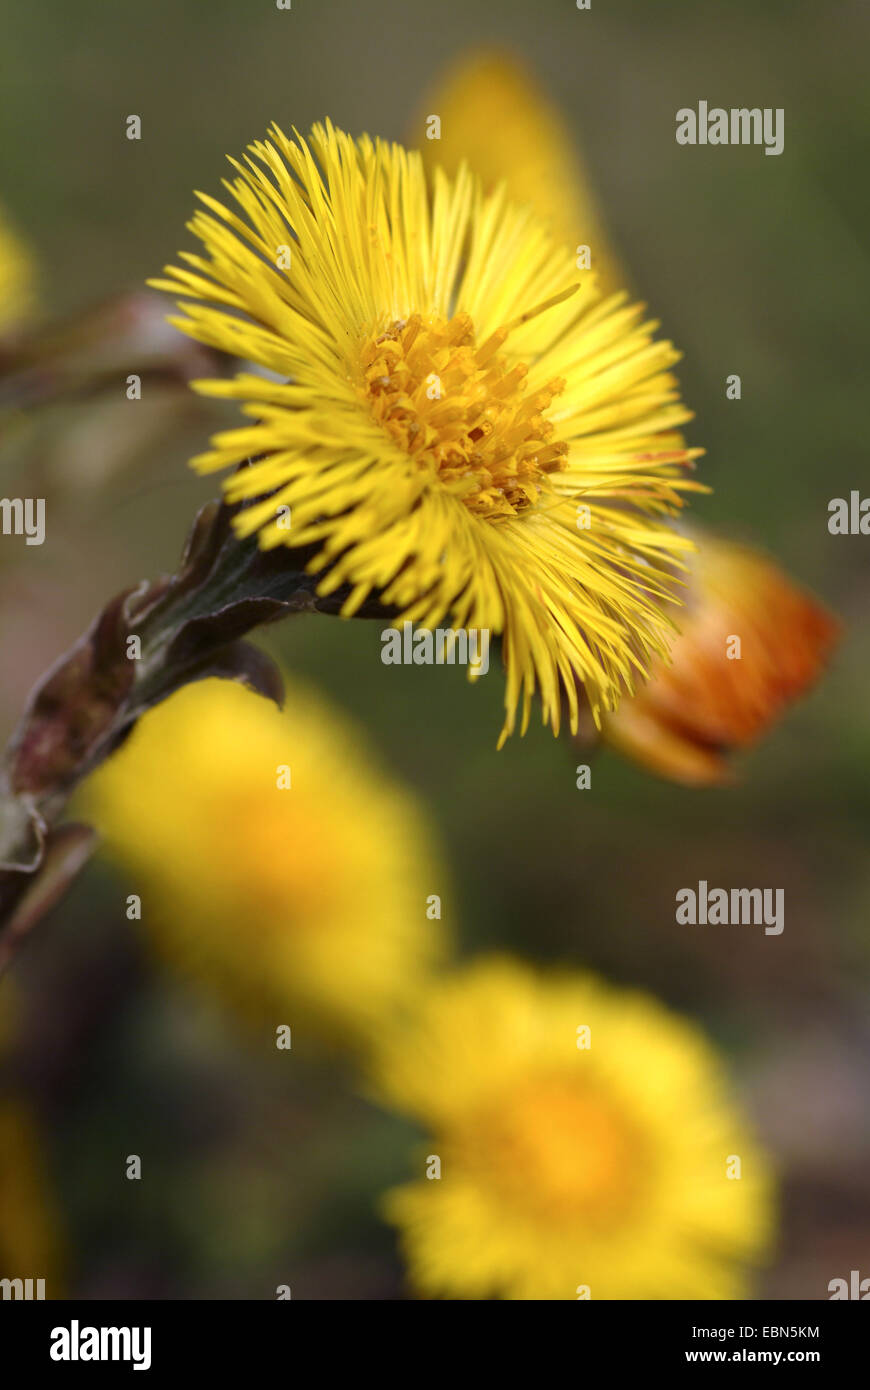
<box><xmin>373</xmin><ymin>958</ymin><xmax>774</xmax><ymax>1300</ymax></box>
<box><xmin>81</xmin><ymin>677</ymin><xmax>448</xmax><ymax>1047</ymax></box>
<box><xmin>151</xmin><ymin>121</ymin><xmax>703</xmax><ymax>743</ymax></box>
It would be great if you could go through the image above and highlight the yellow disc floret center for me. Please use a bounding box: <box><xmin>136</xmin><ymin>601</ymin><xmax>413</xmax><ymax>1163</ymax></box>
<box><xmin>359</xmin><ymin>312</ymin><xmax>567</xmax><ymax>520</ymax></box>
<box><xmin>453</xmin><ymin>1076</ymin><xmax>645</xmax><ymax>1224</ymax></box>
<box><xmin>218</xmin><ymin>791</ymin><xmax>337</xmax><ymax>926</ymax></box>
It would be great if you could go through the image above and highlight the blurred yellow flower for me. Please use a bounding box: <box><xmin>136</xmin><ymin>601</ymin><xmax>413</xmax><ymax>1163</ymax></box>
<box><xmin>152</xmin><ymin>120</ymin><xmax>703</xmax><ymax>743</ymax></box>
<box><xmin>600</xmin><ymin>534</ymin><xmax>840</xmax><ymax>785</ymax></box>
<box><xmin>0</xmin><ymin>205</ymin><xmax>37</xmax><ymax>333</ymax></box>
<box><xmin>374</xmin><ymin>957</ymin><xmax>774</xmax><ymax>1300</ymax></box>
<box><xmin>81</xmin><ymin>676</ymin><xmax>447</xmax><ymax>1046</ymax></box>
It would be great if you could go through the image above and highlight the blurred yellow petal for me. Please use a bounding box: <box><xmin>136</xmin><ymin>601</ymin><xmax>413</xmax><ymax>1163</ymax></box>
<box><xmin>601</xmin><ymin>531</ymin><xmax>841</xmax><ymax>786</ymax></box>
<box><xmin>415</xmin><ymin>49</ymin><xmax>626</xmax><ymax>298</ymax></box>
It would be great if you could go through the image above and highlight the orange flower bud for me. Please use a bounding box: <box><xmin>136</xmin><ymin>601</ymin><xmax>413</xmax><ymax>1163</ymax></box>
<box><xmin>601</xmin><ymin>534</ymin><xmax>840</xmax><ymax>785</ymax></box>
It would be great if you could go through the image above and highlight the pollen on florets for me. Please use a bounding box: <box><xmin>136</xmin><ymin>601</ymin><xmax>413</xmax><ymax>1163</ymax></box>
<box><xmin>359</xmin><ymin>311</ymin><xmax>567</xmax><ymax>520</ymax></box>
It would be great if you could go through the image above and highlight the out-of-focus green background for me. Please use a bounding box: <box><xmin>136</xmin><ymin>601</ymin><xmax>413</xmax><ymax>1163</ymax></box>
<box><xmin>1</xmin><ymin>0</ymin><xmax>868</xmax><ymax>1298</ymax></box>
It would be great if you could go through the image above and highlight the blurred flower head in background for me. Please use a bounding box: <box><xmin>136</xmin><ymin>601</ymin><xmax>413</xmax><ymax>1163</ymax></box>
<box><xmin>81</xmin><ymin>676</ymin><xmax>448</xmax><ymax>1047</ymax></box>
<box><xmin>600</xmin><ymin>532</ymin><xmax>841</xmax><ymax>785</ymax></box>
<box><xmin>152</xmin><ymin>120</ymin><xmax>703</xmax><ymax>744</ymax></box>
<box><xmin>374</xmin><ymin>956</ymin><xmax>774</xmax><ymax>1300</ymax></box>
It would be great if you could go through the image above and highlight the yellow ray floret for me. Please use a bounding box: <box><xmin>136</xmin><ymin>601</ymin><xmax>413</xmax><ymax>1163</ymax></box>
<box><xmin>415</xmin><ymin>49</ymin><xmax>629</xmax><ymax>299</ymax></box>
<box><xmin>151</xmin><ymin>121</ymin><xmax>704</xmax><ymax>743</ymax></box>
<box><xmin>371</xmin><ymin>957</ymin><xmax>775</xmax><ymax>1300</ymax></box>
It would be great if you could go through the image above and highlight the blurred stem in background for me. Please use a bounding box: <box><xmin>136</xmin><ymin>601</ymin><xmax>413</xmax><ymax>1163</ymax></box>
<box><xmin>0</xmin><ymin>292</ymin><xmax>222</xmax><ymax>414</ymax></box>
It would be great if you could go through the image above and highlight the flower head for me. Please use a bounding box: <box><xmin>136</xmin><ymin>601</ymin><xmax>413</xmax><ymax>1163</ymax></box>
<box><xmin>151</xmin><ymin>121</ymin><xmax>702</xmax><ymax>742</ymax></box>
<box><xmin>81</xmin><ymin>677</ymin><xmax>447</xmax><ymax>1046</ymax></box>
<box><xmin>373</xmin><ymin>957</ymin><xmax>774</xmax><ymax>1299</ymax></box>
<box><xmin>600</xmin><ymin>534</ymin><xmax>841</xmax><ymax>785</ymax></box>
